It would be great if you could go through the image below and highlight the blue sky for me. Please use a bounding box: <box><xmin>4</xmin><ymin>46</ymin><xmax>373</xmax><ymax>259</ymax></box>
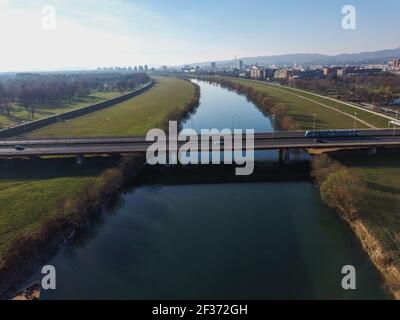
<box><xmin>0</xmin><ymin>0</ymin><xmax>399</xmax><ymax>71</ymax></box>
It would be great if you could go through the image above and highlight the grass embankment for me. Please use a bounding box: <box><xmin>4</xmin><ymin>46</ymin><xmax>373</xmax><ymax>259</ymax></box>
<box><xmin>312</xmin><ymin>152</ymin><xmax>400</xmax><ymax>298</ymax></box>
<box><xmin>0</xmin><ymin>76</ymin><xmax>200</xmax><ymax>297</ymax></box>
<box><xmin>29</xmin><ymin>76</ymin><xmax>196</xmax><ymax>137</ymax></box>
<box><xmin>220</xmin><ymin>77</ymin><xmax>389</xmax><ymax>129</ymax></box>
<box><xmin>0</xmin><ymin>158</ymin><xmax>118</xmax><ymax>255</ymax></box>
<box><xmin>0</xmin><ymin>91</ymin><xmax>128</xmax><ymax>130</ymax></box>
<box><xmin>200</xmin><ymin>76</ymin><xmax>400</xmax><ymax>298</ymax></box>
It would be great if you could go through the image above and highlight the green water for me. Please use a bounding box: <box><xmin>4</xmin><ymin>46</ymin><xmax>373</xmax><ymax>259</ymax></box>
<box><xmin>38</xmin><ymin>80</ymin><xmax>387</xmax><ymax>299</ymax></box>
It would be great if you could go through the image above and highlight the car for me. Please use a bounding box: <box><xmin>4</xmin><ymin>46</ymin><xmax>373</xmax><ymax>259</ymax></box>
<box><xmin>14</xmin><ymin>144</ymin><xmax>25</xmax><ymax>151</ymax></box>
<box><xmin>213</xmin><ymin>140</ymin><xmax>224</xmax><ymax>145</ymax></box>
<box><xmin>314</xmin><ymin>139</ymin><xmax>325</xmax><ymax>143</ymax></box>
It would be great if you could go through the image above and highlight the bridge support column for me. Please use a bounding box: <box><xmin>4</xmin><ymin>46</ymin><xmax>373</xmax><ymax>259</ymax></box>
<box><xmin>279</xmin><ymin>149</ymin><xmax>291</xmax><ymax>163</ymax></box>
<box><xmin>76</xmin><ymin>155</ymin><xmax>85</xmax><ymax>165</ymax></box>
<box><xmin>368</xmin><ymin>148</ymin><xmax>377</xmax><ymax>156</ymax></box>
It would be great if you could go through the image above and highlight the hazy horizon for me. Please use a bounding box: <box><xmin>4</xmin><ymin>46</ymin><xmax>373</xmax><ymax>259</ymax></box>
<box><xmin>1</xmin><ymin>0</ymin><xmax>400</xmax><ymax>72</ymax></box>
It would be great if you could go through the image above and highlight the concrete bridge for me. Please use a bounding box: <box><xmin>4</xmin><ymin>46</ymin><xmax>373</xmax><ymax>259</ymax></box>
<box><xmin>1</xmin><ymin>129</ymin><xmax>400</xmax><ymax>160</ymax></box>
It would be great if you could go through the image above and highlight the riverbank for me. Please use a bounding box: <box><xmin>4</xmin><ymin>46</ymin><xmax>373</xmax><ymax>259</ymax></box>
<box><xmin>311</xmin><ymin>151</ymin><xmax>400</xmax><ymax>298</ymax></box>
<box><xmin>28</xmin><ymin>77</ymin><xmax>198</xmax><ymax>137</ymax></box>
<box><xmin>190</xmin><ymin>76</ymin><xmax>299</xmax><ymax>130</ymax></box>
<box><xmin>192</xmin><ymin>76</ymin><xmax>399</xmax><ymax>299</ymax></box>
<box><xmin>0</xmin><ymin>76</ymin><xmax>200</xmax><ymax>298</ymax></box>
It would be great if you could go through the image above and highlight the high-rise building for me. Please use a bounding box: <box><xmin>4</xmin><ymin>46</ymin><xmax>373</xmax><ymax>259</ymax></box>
<box><xmin>264</xmin><ymin>68</ymin><xmax>277</xmax><ymax>80</ymax></box>
<box><xmin>237</xmin><ymin>60</ymin><xmax>244</xmax><ymax>71</ymax></box>
<box><xmin>389</xmin><ymin>59</ymin><xmax>400</xmax><ymax>73</ymax></box>
<box><xmin>210</xmin><ymin>62</ymin><xmax>217</xmax><ymax>72</ymax></box>
<box><xmin>250</xmin><ymin>65</ymin><xmax>264</xmax><ymax>79</ymax></box>
<box><xmin>275</xmin><ymin>69</ymin><xmax>292</xmax><ymax>80</ymax></box>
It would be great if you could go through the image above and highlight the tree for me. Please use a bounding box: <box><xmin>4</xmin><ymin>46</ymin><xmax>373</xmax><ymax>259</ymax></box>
<box><xmin>320</xmin><ymin>168</ymin><xmax>366</xmax><ymax>221</ymax></box>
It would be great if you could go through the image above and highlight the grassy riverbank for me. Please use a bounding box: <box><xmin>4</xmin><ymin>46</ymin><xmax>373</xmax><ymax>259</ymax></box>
<box><xmin>0</xmin><ymin>76</ymin><xmax>199</xmax><ymax>297</ymax></box>
<box><xmin>202</xmin><ymin>76</ymin><xmax>400</xmax><ymax>298</ymax></box>
<box><xmin>221</xmin><ymin>77</ymin><xmax>389</xmax><ymax>129</ymax></box>
<box><xmin>28</xmin><ymin>77</ymin><xmax>196</xmax><ymax>137</ymax></box>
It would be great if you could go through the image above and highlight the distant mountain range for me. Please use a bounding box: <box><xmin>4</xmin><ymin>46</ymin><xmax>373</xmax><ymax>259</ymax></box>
<box><xmin>189</xmin><ymin>47</ymin><xmax>400</xmax><ymax>67</ymax></box>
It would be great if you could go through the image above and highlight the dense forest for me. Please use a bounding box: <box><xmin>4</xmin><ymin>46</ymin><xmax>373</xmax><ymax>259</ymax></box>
<box><xmin>0</xmin><ymin>72</ymin><xmax>150</xmax><ymax>118</ymax></box>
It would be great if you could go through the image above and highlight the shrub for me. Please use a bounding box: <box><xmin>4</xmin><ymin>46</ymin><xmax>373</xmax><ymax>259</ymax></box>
<box><xmin>311</xmin><ymin>154</ymin><xmax>344</xmax><ymax>185</ymax></box>
<box><xmin>320</xmin><ymin>168</ymin><xmax>366</xmax><ymax>221</ymax></box>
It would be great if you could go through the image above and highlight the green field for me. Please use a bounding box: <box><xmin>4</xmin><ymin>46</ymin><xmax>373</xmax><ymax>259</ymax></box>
<box><xmin>0</xmin><ymin>91</ymin><xmax>129</xmax><ymax>130</ymax></box>
<box><xmin>224</xmin><ymin>78</ymin><xmax>390</xmax><ymax>129</ymax></box>
<box><xmin>0</xmin><ymin>76</ymin><xmax>196</xmax><ymax>256</ymax></box>
<box><xmin>29</xmin><ymin>77</ymin><xmax>195</xmax><ymax>137</ymax></box>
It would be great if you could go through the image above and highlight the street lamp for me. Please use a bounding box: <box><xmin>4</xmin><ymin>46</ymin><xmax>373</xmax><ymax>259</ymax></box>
<box><xmin>313</xmin><ymin>113</ymin><xmax>316</xmax><ymax>133</ymax></box>
<box><xmin>353</xmin><ymin>112</ymin><xmax>357</xmax><ymax>130</ymax></box>
<box><xmin>272</xmin><ymin>114</ymin><xmax>275</xmax><ymax>139</ymax></box>
<box><xmin>393</xmin><ymin>113</ymin><xmax>399</xmax><ymax>136</ymax></box>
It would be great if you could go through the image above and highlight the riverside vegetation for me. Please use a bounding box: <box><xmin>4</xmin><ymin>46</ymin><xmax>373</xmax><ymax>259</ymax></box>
<box><xmin>0</xmin><ymin>76</ymin><xmax>200</xmax><ymax>298</ymax></box>
<box><xmin>193</xmin><ymin>75</ymin><xmax>400</xmax><ymax>298</ymax></box>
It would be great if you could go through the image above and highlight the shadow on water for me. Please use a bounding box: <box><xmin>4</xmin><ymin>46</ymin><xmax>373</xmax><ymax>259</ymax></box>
<box><xmin>29</xmin><ymin>161</ymin><xmax>388</xmax><ymax>300</ymax></box>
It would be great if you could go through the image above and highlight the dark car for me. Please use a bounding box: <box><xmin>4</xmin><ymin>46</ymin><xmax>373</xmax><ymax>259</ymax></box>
<box><xmin>314</xmin><ymin>139</ymin><xmax>325</xmax><ymax>143</ymax></box>
<box><xmin>14</xmin><ymin>145</ymin><xmax>25</xmax><ymax>151</ymax></box>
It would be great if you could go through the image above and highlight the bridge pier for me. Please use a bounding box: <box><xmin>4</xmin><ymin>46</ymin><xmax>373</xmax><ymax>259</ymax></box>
<box><xmin>279</xmin><ymin>149</ymin><xmax>291</xmax><ymax>164</ymax></box>
<box><xmin>368</xmin><ymin>147</ymin><xmax>377</xmax><ymax>156</ymax></box>
<box><xmin>76</xmin><ymin>155</ymin><xmax>85</xmax><ymax>165</ymax></box>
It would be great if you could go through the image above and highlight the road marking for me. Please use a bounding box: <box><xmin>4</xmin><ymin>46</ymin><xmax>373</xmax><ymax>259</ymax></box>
<box><xmin>276</xmin><ymin>84</ymin><xmax>397</xmax><ymax>122</ymax></box>
<box><xmin>263</xmin><ymin>84</ymin><xmax>376</xmax><ymax>129</ymax></box>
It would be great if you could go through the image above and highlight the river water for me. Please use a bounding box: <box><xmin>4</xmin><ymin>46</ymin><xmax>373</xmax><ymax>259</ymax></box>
<box><xmin>38</xmin><ymin>80</ymin><xmax>387</xmax><ymax>299</ymax></box>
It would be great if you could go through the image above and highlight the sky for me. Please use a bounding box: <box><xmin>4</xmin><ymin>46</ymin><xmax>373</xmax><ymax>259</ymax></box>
<box><xmin>0</xmin><ymin>0</ymin><xmax>399</xmax><ymax>71</ymax></box>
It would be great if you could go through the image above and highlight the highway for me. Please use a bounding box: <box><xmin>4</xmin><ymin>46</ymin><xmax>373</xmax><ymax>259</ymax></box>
<box><xmin>1</xmin><ymin>129</ymin><xmax>400</xmax><ymax>157</ymax></box>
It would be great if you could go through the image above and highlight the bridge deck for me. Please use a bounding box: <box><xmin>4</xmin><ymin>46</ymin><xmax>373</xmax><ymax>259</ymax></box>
<box><xmin>1</xmin><ymin>129</ymin><xmax>400</xmax><ymax>157</ymax></box>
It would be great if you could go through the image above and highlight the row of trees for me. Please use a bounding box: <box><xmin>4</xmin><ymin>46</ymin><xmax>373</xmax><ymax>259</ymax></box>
<box><xmin>291</xmin><ymin>74</ymin><xmax>400</xmax><ymax>106</ymax></box>
<box><xmin>0</xmin><ymin>72</ymin><xmax>150</xmax><ymax>119</ymax></box>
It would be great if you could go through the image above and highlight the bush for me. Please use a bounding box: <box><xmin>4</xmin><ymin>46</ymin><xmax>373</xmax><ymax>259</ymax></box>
<box><xmin>320</xmin><ymin>168</ymin><xmax>366</xmax><ymax>220</ymax></box>
<box><xmin>311</xmin><ymin>154</ymin><xmax>344</xmax><ymax>185</ymax></box>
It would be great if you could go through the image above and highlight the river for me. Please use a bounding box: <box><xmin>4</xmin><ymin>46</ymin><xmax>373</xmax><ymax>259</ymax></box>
<box><xmin>37</xmin><ymin>79</ymin><xmax>387</xmax><ymax>299</ymax></box>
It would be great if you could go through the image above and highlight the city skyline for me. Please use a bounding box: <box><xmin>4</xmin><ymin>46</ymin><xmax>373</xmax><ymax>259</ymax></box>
<box><xmin>0</xmin><ymin>0</ymin><xmax>400</xmax><ymax>72</ymax></box>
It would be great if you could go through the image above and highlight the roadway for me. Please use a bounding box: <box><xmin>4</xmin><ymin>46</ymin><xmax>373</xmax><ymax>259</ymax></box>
<box><xmin>1</xmin><ymin>129</ymin><xmax>400</xmax><ymax>157</ymax></box>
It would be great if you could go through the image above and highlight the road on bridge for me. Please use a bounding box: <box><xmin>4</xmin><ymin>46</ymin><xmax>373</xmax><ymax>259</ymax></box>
<box><xmin>1</xmin><ymin>129</ymin><xmax>400</xmax><ymax>157</ymax></box>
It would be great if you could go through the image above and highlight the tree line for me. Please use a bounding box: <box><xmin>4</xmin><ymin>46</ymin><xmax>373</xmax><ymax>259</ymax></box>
<box><xmin>0</xmin><ymin>72</ymin><xmax>150</xmax><ymax>118</ymax></box>
<box><xmin>291</xmin><ymin>73</ymin><xmax>400</xmax><ymax>106</ymax></box>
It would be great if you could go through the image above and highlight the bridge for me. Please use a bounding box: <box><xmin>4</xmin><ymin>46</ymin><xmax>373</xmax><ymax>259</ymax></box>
<box><xmin>1</xmin><ymin>129</ymin><xmax>400</xmax><ymax>159</ymax></box>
